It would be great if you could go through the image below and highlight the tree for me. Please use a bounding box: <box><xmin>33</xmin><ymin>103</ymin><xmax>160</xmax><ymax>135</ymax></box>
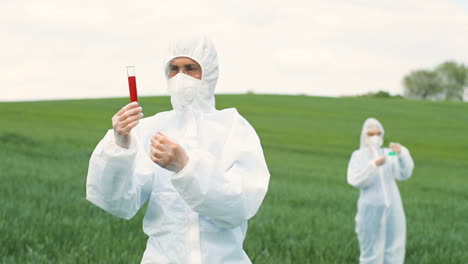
<box><xmin>403</xmin><ymin>70</ymin><xmax>443</xmax><ymax>99</ymax></box>
<box><xmin>435</xmin><ymin>61</ymin><xmax>467</xmax><ymax>101</ymax></box>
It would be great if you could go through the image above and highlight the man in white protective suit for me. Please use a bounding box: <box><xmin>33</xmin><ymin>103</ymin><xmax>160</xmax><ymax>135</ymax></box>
<box><xmin>347</xmin><ymin>118</ymin><xmax>414</xmax><ymax>264</ymax></box>
<box><xmin>86</xmin><ymin>35</ymin><xmax>270</xmax><ymax>264</ymax></box>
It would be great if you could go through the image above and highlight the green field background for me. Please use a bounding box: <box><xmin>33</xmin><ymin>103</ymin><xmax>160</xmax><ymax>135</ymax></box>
<box><xmin>1</xmin><ymin>95</ymin><xmax>467</xmax><ymax>263</ymax></box>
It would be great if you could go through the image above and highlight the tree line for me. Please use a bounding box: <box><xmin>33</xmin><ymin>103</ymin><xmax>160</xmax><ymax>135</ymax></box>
<box><xmin>403</xmin><ymin>61</ymin><xmax>468</xmax><ymax>101</ymax></box>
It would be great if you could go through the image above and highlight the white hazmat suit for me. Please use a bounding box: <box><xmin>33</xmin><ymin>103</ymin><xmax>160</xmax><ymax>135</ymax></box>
<box><xmin>86</xmin><ymin>36</ymin><xmax>270</xmax><ymax>263</ymax></box>
<box><xmin>347</xmin><ymin>118</ymin><xmax>414</xmax><ymax>264</ymax></box>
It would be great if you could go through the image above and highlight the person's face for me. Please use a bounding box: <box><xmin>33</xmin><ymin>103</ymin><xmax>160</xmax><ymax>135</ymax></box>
<box><xmin>168</xmin><ymin>57</ymin><xmax>202</xmax><ymax>80</ymax></box>
<box><xmin>366</xmin><ymin>128</ymin><xmax>382</xmax><ymax>137</ymax></box>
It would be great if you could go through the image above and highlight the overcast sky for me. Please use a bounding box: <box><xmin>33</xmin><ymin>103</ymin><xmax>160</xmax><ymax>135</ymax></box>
<box><xmin>1</xmin><ymin>0</ymin><xmax>468</xmax><ymax>101</ymax></box>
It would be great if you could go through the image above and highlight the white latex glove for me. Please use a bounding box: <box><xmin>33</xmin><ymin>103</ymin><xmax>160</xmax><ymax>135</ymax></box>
<box><xmin>389</xmin><ymin>142</ymin><xmax>402</xmax><ymax>154</ymax></box>
<box><xmin>375</xmin><ymin>156</ymin><xmax>386</xmax><ymax>166</ymax></box>
<box><xmin>111</xmin><ymin>102</ymin><xmax>143</xmax><ymax>148</ymax></box>
<box><xmin>150</xmin><ymin>132</ymin><xmax>189</xmax><ymax>172</ymax></box>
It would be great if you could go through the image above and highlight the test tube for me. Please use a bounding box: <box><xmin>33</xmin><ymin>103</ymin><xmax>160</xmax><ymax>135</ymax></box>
<box><xmin>127</xmin><ymin>66</ymin><xmax>138</xmax><ymax>102</ymax></box>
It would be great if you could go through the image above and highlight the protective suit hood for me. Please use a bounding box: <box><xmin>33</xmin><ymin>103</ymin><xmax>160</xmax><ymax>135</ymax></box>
<box><xmin>360</xmin><ymin>118</ymin><xmax>385</xmax><ymax>149</ymax></box>
<box><xmin>164</xmin><ymin>35</ymin><xmax>219</xmax><ymax>112</ymax></box>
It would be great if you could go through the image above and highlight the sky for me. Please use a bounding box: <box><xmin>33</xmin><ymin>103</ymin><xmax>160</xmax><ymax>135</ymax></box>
<box><xmin>1</xmin><ymin>0</ymin><xmax>468</xmax><ymax>101</ymax></box>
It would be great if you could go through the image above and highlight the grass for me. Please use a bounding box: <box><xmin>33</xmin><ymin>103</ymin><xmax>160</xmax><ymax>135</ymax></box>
<box><xmin>0</xmin><ymin>94</ymin><xmax>467</xmax><ymax>263</ymax></box>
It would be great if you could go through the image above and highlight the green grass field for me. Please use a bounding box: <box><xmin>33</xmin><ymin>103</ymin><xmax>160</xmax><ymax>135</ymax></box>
<box><xmin>1</xmin><ymin>95</ymin><xmax>467</xmax><ymax>263</ymax></box>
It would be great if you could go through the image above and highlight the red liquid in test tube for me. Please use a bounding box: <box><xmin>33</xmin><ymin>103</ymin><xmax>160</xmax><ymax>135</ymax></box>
<box><xmin>127</xmin><ymin>66</ymin><xmax>138</xmax><ymax>102</ymax></box>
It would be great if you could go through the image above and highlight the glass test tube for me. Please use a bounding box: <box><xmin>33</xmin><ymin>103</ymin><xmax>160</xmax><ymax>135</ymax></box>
<box><xmin>127</xmin><ymin>66</ymin><xmax>138</xmax><ymax>102</ymax></box>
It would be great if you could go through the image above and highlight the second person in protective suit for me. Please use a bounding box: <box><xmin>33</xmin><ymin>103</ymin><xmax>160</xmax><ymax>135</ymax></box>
<box><xmin>86</xmin><ymin>36</ymin><xmax>270</xmax><ymax>264</ymax></box>
<box><xmin>347</xmin><ymin>118</ymin><xmax>414</xmax><ymax>264</ymax></box>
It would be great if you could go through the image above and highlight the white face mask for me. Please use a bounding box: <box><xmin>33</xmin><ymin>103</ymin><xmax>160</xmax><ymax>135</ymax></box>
<box><xmin>367</xmin><ymin>135</ymin><xmax>383</xmax><ymax>147</ymax></box>
<box><xmin>167</xmin><ymin>73</ymin><xmax>202</xmax><ymax>110</ymax></box>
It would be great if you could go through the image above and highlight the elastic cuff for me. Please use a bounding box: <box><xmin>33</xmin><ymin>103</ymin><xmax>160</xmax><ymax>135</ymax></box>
<box><xmin>102</xmin><ymin>130</ymin><xmax>138</xmax><ymax>157</ymax></box>
<box><xmin>172</xmin><ymin>151</ymin><xmax>198</xmax><ymax>182</ymax></box>
<box><xmin>397</xmin><ymin>147</ymin><xmax>409</xmax><ymax>159</ymax></box>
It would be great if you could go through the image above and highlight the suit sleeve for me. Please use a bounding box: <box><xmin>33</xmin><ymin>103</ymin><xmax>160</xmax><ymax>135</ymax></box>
<box><xmin>394</xmin><ymin>146</ymin><xmax>414</xmax><ymax>181</ymax></box>
<box><xmin>86</xmin><ymin>129</ymin><xmax>154</xmax><ymax>220</ymax></box>
<box><xmin>347</xmin><ymin>150</ymin><xmax>379</xmax><ymax>188</ymax></box>
<box><xmin>170</xmin><ymin>115</ymin><xmax>270</xmax><ymax>229</ymax></box>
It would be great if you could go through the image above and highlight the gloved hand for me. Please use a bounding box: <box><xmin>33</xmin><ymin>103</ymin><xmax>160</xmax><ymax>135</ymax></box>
<box><xmin>375</xmin><ymin>156</ymin><xmax>386</xmax><ymax>166</ymax></box>
<box><xmin>389</xmin><ymin>142</ymin><xmax>402</xmax><ymax>153</ymax></box>
<box><xmin>150</xmin><ymin>132</ymin><xmax>189</xmax><ymax>172</ymax></box>
<box><xmin>112</xmin><ymin>102</ymin><xmax>143</xmax><ymax>148</ymax></box>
